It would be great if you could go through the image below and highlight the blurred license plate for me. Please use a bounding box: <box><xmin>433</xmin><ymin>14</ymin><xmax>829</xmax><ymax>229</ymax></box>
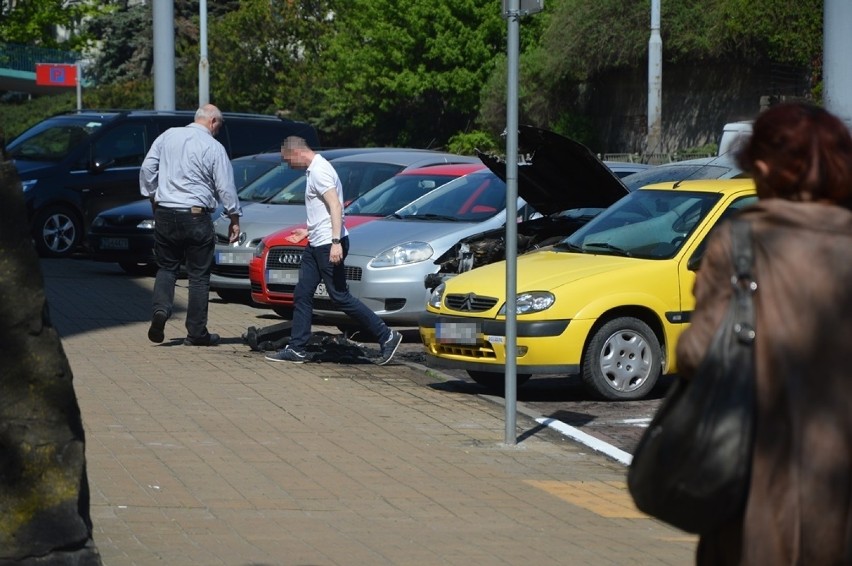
<box><xmin>216</xmin><ymin>251</ymin><xmax>251</xmax><ymax>265</ymax></box>
<box><xmin>100</xmin><ymin>237</ymin><xmax>129</xmax><ymax>250</ymax></box>
<box><xmin>436</xmin><ymin>321</ymin><xmax>479</xmax><ymax>344</ymax></box>
<box><xmin>315</xmin><ymin>282</ymin><xmax>329</xmax><ymax>298</ymax></box>
<box><xmin>267</xmin><ymin>269</ymin><xmax>298</xmax><ymax>284</ymax></box>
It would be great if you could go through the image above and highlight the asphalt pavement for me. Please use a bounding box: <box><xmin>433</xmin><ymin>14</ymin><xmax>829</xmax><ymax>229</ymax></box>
<box><xmin>42</xmin><ymin>257</ymin><xmax>696</xmax><ymax>565</ymax></box>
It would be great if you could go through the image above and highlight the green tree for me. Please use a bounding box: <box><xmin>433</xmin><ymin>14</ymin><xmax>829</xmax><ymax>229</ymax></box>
<box><xmin>0</xmin><ymin>0</ymin><xmax>101</xmax><ymax>50</ymax></box>
<box><xmin>313</xmin><ymin>0</ymin><xmax>510</xmax><ymax>148</ymax></box>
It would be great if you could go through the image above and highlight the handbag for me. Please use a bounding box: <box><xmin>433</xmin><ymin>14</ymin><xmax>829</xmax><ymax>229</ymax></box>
<box><xmin>627</xmin><ymin>219</ymin><xmax>757</xmax><ymax>534</ymax></box>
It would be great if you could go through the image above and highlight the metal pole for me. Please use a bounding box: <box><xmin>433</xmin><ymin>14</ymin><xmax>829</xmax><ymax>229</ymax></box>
<box><xmin>646</xmin><ymin>0</ymin><xmax>662</xmax><ymax>154</ymax></box>
<box><xmin>75</xmin><ymin>61</ymin><xmax>82</xmax><ymax>110</ymax></box>
<box><xmin>504</xmin><ymin>0</ymin><xmax>520</xmax><ymax>446</ymax></box>
<box><xmin>824</xmin><ymin>0</ymin><xmax>852</xmax><ymax>129</ymax></box>
<box><xmin>199</xmin><ymin>0</ymin><xmax>209</xmax><ymax>106</ymax></box>
<box><xmin>153</xmin><ymin>0</ymin><xmax>176</xmax><ymax>111</ymax></box>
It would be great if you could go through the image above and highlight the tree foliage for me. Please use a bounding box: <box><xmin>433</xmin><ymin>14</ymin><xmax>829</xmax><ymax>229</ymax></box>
<box><xmin>0</xmin><ymin>0</ymin><xmax>101</xmax><ymax>50</ymax></box>
<box><xmin>313</xmin><ymin>0</ymin><xmax>510</xmax><ymax>147</ymax></box>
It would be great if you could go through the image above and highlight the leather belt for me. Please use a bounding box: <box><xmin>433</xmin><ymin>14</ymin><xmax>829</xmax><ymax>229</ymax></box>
<box><xmin>159</xmin><ymin>206</ymin><xmax>211</xmax><ymax>214</ymax></box>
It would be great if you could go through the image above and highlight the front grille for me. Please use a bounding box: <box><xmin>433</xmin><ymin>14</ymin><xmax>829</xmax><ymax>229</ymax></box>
<box><xmin>250</xmin><ymin>281</ymin><xmax>262</xmax><ymax>293</ymax></box>
<box><xmin>445</xmin><ymin>293</ymin><xmax>498</xmax><ymax>312</ymax></box>
<box><xmin>435</xmin><ymin>343</ymin><xmax>497</xmax><ymax>359</ymax></box>
<box><xmin>211</xmin><ymin>264</ymin><xmax>249</xmax><ymax>277</ymax></box>
<box><xmin>267</xmin><ymin>246</ymin><xmax>303</xmax><ymax>268</ymax></box>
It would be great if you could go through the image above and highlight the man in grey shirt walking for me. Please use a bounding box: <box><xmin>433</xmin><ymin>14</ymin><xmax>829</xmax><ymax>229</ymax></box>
<box><xmin>140</xmin><ymin>104</ymin><xmax>241</xmax><ymax>346</ymax></box>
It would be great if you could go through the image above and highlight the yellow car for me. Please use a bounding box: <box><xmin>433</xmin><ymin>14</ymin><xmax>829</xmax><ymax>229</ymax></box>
<box><xmin>419</xmin><ymin>179</ymin><xmax>757</xmax><ymax>400</ymax></box>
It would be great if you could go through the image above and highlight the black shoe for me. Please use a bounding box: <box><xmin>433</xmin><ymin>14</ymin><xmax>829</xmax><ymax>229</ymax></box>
<box><xmin>183</xmin><ymin>333</ymin><xmax>220</xmax><ymax>346</ymax></box>
<box><xmin>148</xmin><ymin>311</ymin><xmax>167</xmax><ymax>343</ymax></box>
<box><xmin>377</xmin><ymin>330</ymin><xmax>402</xmax><ymax>365</ymax></box>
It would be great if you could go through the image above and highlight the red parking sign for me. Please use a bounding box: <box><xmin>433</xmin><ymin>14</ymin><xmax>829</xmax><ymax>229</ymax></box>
<box><xmin>35</xmin><ymin>63</ymin><xmax>78</xmax><ymax>87</ymax></box>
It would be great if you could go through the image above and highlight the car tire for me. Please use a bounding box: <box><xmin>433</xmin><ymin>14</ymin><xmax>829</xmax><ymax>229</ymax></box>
<box><xmin>32</xmin><ymin>205</ymin><xmax>82</xmax><ymax>258</ymax></box>
<box><xmin>118</xmin><ymin>261</ymin><xmax>156</xmax><ymax>276</ymax></box>
<box><xmin>581</xmin><ymin>316</ymin><xmax>661</xmax><ymax>400</ymax></box>
<box><xmin>466</xmin><ymin>370</ymin><xmax>531</xmax><ymax>391</ymax></box>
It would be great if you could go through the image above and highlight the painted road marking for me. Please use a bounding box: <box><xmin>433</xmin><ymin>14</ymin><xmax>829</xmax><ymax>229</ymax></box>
<box><xmin>536</xmin><ymin>417</ymin><xmax>633</xmax><ymax>465</ymax></box>
<box><xmin>525</xmin><ymin>480</ymin><xmax>646</xmax><ymax>518</ymax></box>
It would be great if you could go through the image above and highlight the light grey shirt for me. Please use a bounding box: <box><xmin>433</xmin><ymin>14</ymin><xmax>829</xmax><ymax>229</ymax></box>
<box><xmin>139</xmin><ymin>122</ymin><xmax>241</xmax><ymax>216</ymax></box>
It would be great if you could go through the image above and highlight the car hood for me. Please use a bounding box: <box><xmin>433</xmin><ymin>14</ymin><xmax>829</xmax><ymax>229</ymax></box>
<box><xmin>476</xmin><ymin>125</ymin><xmax>629</xmax><ymax>216</ymax></box>
<box><xmin>443</xmin><ymin>250</ymin><xmax>645</xmax><ymax>297</ymax></box>
<box><xmin>264</xmin><ymin>215</ymin><xmax>381</xmax><ymax>246</ymax></box>
<box><xmin>216</xmin><ymin>202</ymin><xmax>307</xmax><ymax>241</ymax></box>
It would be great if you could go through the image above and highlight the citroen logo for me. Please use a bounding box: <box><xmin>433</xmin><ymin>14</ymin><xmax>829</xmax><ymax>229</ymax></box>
<box><xmin>460</xmin><ymin>293</ymin><xmax>476</xmax><ymax>311</ymax></box>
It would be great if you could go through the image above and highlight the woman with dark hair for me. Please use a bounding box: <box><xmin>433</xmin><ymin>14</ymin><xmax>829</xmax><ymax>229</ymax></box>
<box><xmin>677</xmin><ymin>101</ymin><xmax>852</xmax><ymax>564</ymax></box>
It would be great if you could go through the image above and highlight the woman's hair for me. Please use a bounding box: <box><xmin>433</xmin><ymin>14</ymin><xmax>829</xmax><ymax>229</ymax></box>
<box><xmin>736</xmin><ymin>102</ymin><xmax>852</xmax><ymax>207</ymax></box>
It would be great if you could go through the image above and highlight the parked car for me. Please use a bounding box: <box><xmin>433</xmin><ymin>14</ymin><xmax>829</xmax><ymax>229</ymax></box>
<box><xmin>248</xmin><ymin>162</ymin><xmax>486</xmax><ymax>315</ymax></box>
<box><xmin>7</xmin><ymin>109</ymin><xmax>319</xmax><ymax>258</ymax></box>
<box><xmin>86</xmin><ymin>152</ymin><xmax>287</xmax><ymax>274</ymax></box>
<box><xmin>428</xmin><ymin>132</ymin><xmax>745</xmax><ymax>282</ymax></box>
<box><xmin>419</xmin><ymin>178</ymin><xmax>757</xmax><ymax>401</ymax></box>
<box><xmin>304</xmin><ymin>128</ymin><xmax>651</xmax><ymax>329</ymax></box>
<box><xmin>210</xmin><ymin>150</ymin><xmax>481</xmax><ymax>301</ymax></box>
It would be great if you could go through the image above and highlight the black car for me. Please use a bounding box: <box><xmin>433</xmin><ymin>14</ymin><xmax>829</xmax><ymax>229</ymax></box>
<box><xmin>7</xmin><ymin>109</ymin><xmax>320</xmax><ymax>258</ymax></box>
<box><xmin>86</xmin><ymin>152</ymin><xmax>286</xmax><ymax>274</ymax></box>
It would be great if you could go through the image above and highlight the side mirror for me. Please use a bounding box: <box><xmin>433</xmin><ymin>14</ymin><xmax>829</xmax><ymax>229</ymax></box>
<box><xmin>687</xmin><ymin>253</ymin><xmax>703</xmax><ymax>271</ymax></box>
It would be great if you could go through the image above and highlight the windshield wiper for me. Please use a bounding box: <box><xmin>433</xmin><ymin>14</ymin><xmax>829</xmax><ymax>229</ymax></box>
<box><xmin>583</xmin><ymin>241</ymin><xmax>632</xmax><ymax>257</ymax></box>
<box><xmin>393</xmin><ymin>213</ymin><xmax>458</xmax><ymax>221</ymax></box>
<box><xmin>555</xmin><ymin>241</ymin><xmax>585</xmax><ymax>253</ymax></box>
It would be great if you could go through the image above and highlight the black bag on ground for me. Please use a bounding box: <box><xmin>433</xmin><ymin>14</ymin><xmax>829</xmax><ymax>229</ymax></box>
<box><xmin>627</xmin><ymin>219</ymin><xmax>757</xmax><ymax>534</ymax></box>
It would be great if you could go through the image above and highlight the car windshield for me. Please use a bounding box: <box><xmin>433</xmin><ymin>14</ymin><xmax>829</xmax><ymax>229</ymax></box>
<box><xmin>7</xmin><ymin>116</ymin><xmax>108</xmax><ymax>162</ymax></box>
<box><xmin>344</xmin><ymin>173</ymin><xmax>456</xmax><ymax>216</ymax></box>
<box><xmin>556</xmin><ymin>189</ymin><xmax>722</xmax><ymax>259</ymax></box>
<box><xmin>237</xmin><ymin>164</ymin><xmax>303</xmax><ymax>202</ymax></box>
<box><xmin>622</xmin><ymin>164</ymin><xmax>735</xmax><ymax>191</ymax></box>
<box><xmin>266</xmin><ymin>160</ymin><xmax>406</xmax><ymax>205</ymax></box>
<box><xmin>393</xmin><ymin>170</ymin><xmax>507</xmax><ymax>222</ymax></box>
<box><xmin>232</xmin><ymin>158</ymin><xmax>279</xmax><ymax>190</ymax></box>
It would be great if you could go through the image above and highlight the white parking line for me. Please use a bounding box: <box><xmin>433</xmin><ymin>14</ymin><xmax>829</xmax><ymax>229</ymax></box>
<box><xmin>536</xmin><ymin>417</ymin><xmax>633</xmax><ymax>466</ymax></box>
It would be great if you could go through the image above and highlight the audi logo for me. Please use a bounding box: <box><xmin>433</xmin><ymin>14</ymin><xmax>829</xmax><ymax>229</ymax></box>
<box><xmin>277</xmin><ymin>253</ymin><xmax>302</xmax><ymax>265</ymax></box>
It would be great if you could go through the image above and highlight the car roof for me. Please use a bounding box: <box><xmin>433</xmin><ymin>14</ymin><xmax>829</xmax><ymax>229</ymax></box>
<box><xmin>476</xmin><ymin>125</ymin><xmax>631</xmax><ymax>216</ymax></box>
<box><xmin>397</xmin><ymin>162</ymin><xmax>485</xmax><ymax>176</ymax></box>
<box><xmin>331</xmin><ymin>150</ymin><xmax>481</xmax><ymax>168</ymax></box>
<box><xmin>622</xmin><ymin>154</ymin><xmax>745</xmax><ymax>191</ymax></box>
<box><xmin>638</xmin><ymin>177</ymin><xmax>755</xmax><ymax>194</ymax></box>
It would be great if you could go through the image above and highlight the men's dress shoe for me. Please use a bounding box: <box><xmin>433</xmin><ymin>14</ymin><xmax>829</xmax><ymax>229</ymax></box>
<box><xmin>183</xmin><ymin>333</ymin><xmax>220</xmax><ymax>346</ymax></box>
<box><xmin>148</xmin><ymin>311</ymin><xmax>167</xmax><ymax>343</ymax></box>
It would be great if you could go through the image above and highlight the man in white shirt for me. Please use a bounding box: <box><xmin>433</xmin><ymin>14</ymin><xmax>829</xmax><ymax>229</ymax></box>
<box><xmin>265</xmin><ymin>136</ymin><xmax>402</xmax><ymax>365</ymax></box>
<box><xmin>140</xmin><ymin>104</ymin><xmax>241</xmax><ymax>346</ymax></box>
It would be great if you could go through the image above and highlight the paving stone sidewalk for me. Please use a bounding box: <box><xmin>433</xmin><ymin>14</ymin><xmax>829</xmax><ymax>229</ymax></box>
<box><xmin>44</xmin><ymin>258</ymin><xmax>695</xmax><ymax>565</ymax></box>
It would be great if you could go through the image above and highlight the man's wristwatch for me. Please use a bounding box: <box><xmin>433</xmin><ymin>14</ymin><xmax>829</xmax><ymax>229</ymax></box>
<box><xmin>331</xmin><ymin>238</ymin><xmax>341</xmax><ymax>244</ymax></box>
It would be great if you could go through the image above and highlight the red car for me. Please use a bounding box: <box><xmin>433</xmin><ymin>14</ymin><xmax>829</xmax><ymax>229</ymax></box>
<box><xmin>249</xmin><ymin>162</ymin><xmax>484</xmax><ymax>315</ymax></box>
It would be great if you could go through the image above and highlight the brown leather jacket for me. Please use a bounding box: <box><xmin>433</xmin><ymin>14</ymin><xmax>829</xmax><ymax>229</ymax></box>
<box><xmin>677</xmin><ymin>198</ymin><xmax>852</xmax><ymax>565</ymax></box>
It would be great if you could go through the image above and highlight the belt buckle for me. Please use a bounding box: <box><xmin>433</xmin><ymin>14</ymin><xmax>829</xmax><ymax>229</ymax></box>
<box><xmin>190</xmin><ymin>206</ymin><xmax>204</xmax><ymax>214</ymax></box>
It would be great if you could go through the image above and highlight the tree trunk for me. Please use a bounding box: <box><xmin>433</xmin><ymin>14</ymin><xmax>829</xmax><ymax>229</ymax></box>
<box><xmin>0</xmin><ymin>157</ymin><xmax>101</xmax><ymax>564</ymax></box>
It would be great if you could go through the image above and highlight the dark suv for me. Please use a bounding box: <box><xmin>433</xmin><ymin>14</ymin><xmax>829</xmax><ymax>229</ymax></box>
<box><xmin>6</xmin><ymin>109</ymin><xmax>320</xmax><ymax>257</ymax></box>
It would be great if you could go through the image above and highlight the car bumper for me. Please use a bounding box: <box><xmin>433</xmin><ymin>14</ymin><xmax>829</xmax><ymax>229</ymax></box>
<box><xmin>210</xmin><ymin>244</ymin><xmax>255</xmax><ymax>290</ymax></box>
<box><xmin>86</xmin><ymin>231</ymin><xmax>155</xmax><ymax>264</ymax></box>
<box><xmin>418</xmin><ymin>311</ymin><xmax>589</xmax><ymax>375</ymax></box>
<box><xmin>311</xmin><ymin>255</ymin><xmax>439</xmax><ymax>325</ymax></box>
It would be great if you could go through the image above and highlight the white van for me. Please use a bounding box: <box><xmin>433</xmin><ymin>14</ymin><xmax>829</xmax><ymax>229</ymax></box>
<box><xmin>718</xmin><ymin>121</ymin><xmax>752</xmax><ymax>156</ymax></box>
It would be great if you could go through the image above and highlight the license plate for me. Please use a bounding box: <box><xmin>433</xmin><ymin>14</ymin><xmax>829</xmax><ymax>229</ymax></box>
<box><xmin>315</xmin><ymin>282</ymin><xmax>329</xmax><ymax>298</ymax></box>
<box><xmin>215</xmin><ymin>251</ymin><xmax>251</xmax><ymax>265</ymax></box>
<box><xmin>436</xmin><ymin>321</ymin><xmax>479</xmax><ymax>344</ymax></box>
<box><xmin>100</xmin><ymin>237</ymin><xmax>129</xmax><ymax>250</ymax></box>
<box><xmin>267</xmin><ymin>269</ymin><xmax>298</xmax><ymax>284</ymax></box>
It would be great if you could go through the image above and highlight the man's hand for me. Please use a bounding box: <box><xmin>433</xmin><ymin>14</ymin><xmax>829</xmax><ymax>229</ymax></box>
<box><xmin>285</xmin><ymin>228</ymin><xmax>308</xmax><ymax>243</ymax></box>
<box><xmin>228</xmin><ymin>218</ymin><xmax>241</xmax><ymax>244</ymax></box>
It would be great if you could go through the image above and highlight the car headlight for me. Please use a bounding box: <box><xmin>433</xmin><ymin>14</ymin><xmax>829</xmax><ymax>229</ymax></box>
<box><xmin>254</xmin><ymin>240</ymin><xmax>266</xmax><ymax>258</ymax></box>
<box><xmin>428</xmin><ymin>282</ymin><xmax>446</xmax><ymax>309</ymax></box>
<box><xmin>370</xmin><ymin>241</ymin><xmax>433</xmax><ymax>268</ymax></box>
<box><xmin>21</xmin><ymin>179</ymin><xmax>37</xmax><ymax>192</ymax></box>
<box><xmin>137</xmin><ymin>219</ymin><xmax>155</xmax><ymax>230</ymax></box>
<box><xmin>91</xmin><ymin>216</ymin><xmax>105</xmax><ymax>228</ymax></box>
<box><xmin>498</xmin><ymin>291</ymin><xmax>556</xmax><ymax>315</ymax></box>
